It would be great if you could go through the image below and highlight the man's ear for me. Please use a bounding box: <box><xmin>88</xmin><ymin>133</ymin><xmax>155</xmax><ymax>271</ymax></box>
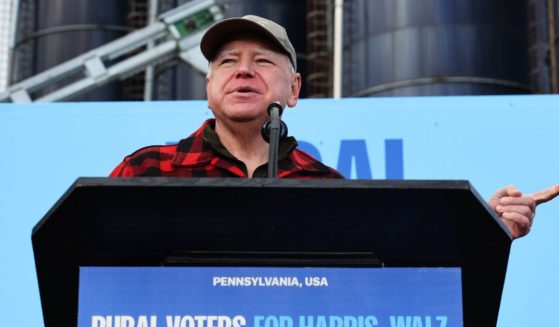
<box><xmin>205</xmin><ymin>63</ymin><xmax>212</xmax><ymax>83</ymax></box>
<box><xmin>286</xmin><ymin>73</ymin><xmax>302</xmax><ymax>108</ymax></box>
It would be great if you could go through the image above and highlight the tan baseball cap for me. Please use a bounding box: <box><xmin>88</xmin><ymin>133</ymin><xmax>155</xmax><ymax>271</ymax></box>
<box><xmin>200</xmin><ymin>15</ymin><xmax>297</xmax><ymax>71</ymax></box>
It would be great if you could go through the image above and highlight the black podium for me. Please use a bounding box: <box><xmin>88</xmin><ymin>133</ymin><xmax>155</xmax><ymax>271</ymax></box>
<box><xmin>32</xmin><ymin>178</ymin><xmax>511</xmax><ymax>326</ymax></box>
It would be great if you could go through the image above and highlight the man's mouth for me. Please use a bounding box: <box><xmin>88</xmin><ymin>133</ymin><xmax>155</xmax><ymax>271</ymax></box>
<box><xmin>231</xmin><ymin>86</ymin><xmax>260</xmax><ymax>94</ymax></box>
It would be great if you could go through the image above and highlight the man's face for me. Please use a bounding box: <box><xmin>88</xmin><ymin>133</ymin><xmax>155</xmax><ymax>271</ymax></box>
<box><xmin>206</xmin><ymin>36</ymin><xmax>301</xmax><ymax>125</ymax></box>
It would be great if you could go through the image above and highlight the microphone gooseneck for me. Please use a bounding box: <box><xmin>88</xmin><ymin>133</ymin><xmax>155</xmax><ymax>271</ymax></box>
<box><xmin>261</xmin><ymin>102</ymin><xmax>288</xmax><ymax>178</ymax></box>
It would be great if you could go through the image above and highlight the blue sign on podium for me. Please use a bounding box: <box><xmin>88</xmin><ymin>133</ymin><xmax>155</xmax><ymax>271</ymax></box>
<box><xmin>78</xmin><ymin>267</ymin><xmax>462</xmax><ymax>327</ymax></box>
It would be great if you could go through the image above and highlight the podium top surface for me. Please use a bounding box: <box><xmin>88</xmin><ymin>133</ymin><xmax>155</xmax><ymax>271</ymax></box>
<box><xmin>33</xmin><ymin>178</ymin><xmax>511</xmax><ymax>326</ymax></box>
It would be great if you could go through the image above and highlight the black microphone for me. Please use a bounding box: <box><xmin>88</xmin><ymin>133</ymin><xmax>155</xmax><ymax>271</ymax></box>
<box><xmin>261</xmin><ymin>102</ymin><xmax>288</xmax><ymax>178</ymax></box>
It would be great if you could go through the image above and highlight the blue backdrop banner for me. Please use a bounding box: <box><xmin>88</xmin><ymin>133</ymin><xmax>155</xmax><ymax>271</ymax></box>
<box><xmin>0</xmin><ymin>95</ymin><xmax>558</xmax><ymax>326</ymax></box>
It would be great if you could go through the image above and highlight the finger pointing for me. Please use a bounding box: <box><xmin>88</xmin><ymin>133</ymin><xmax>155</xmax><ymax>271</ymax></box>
<box><xmin>530</xmin><ymin>183</ymin><xmax>559</xmax><ymax>205</ymax></box>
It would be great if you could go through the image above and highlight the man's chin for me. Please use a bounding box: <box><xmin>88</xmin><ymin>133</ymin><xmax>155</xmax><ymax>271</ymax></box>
<box><xmin>228</xmin><ymin>115</ymin><xmax>266</xmax><ymax>124</ymax></box>
<box><xmin>211</xmin><ymin>103</ymin><xmax>270</xmax><ymax>125</ymax></box>
<box><xmin>225</xmin><ymin>109</ymin><xmax>267</xmax><ymax>124</ymax></box>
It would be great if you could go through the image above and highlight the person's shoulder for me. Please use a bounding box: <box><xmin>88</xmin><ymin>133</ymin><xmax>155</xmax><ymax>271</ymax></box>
<box><xmin>109</xmin><ymin>143</ymin><xmax>180</xmax><ymax>177</ymax></box>
<box><xmin>110</xmin><ymin>120</ymin><xmax>211</xmax><ymax>177</ymax></box>
<box><xmin>123</xmin><ymin>143</ymin><xmax>179</xmax><ymax>164</ymax></box>
<box><xmin>291</xmin><ymin>148</ymin><xmax>344</xmax><ymax>179</ymax></box>
<box><xmin>127</xmin><ymin>119</ymin><xmax>212</xmax><ymax>162</ymax></box>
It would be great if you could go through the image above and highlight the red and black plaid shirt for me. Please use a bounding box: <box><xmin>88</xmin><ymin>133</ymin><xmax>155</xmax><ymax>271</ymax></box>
<box><xmin>110</xmin><ymin>119</ymin><xmax>343</xmax><ymax>179</ymax></box>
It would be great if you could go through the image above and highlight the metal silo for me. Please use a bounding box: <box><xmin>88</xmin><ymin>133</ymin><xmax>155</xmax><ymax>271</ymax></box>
<box><xmin>155</xmin><ymin>0</ymin><xmax>308</xmax><ymax>100</ymax></box>
<box><xmin>343</xmin><ymin>0</ymin><xmax>530</xmax><ymax>97</ymax></box>
<box><xmin>527</xmin><ymin>0</ymin><xmax>559</xmax><ymax>93</ymax></box>
<box><xmin>11</xmin><ymin>0</ymin><xmax>129</xmax><ymax>101</ymax></box>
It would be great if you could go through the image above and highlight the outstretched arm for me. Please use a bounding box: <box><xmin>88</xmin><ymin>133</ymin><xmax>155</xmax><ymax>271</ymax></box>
<box><xmin>488</xmin><ymin>183</ymin><xmax>559</xmax><ymax>239</ymax></box>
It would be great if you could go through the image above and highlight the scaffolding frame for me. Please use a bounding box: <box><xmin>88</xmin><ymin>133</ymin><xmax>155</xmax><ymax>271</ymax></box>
<box><xmin>0</xmin><ymin>0</ymin><xmax>224</xmax><ymax>103</ymax></box>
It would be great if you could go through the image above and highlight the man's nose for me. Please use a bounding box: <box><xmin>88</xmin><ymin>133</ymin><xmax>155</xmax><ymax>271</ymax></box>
<box><xmin>235</xmin><ymin>59</ymin><xmax>255</xmax><ymax>77</ymax></box>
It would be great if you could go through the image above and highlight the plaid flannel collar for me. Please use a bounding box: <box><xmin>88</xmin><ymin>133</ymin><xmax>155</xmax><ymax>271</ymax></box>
<box><xmin>170</xmin><ymin>119</ymin><xmax>297</xmax><ymax>168</ymax></box>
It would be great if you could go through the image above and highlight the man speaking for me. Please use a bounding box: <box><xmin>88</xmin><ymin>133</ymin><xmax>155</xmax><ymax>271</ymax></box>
<box><xmin>110</xmin><ymin>15</ymin><xmax>558</xmax><ymax>239</ymax></box>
